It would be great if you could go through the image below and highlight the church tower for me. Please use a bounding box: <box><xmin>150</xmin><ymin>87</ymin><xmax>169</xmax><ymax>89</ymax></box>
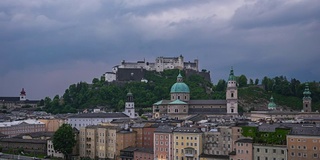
<box><xmin>20</xmin><ymin>88</ymin><xmax>26</xmax><ymax>101</ymax></box>
<box><xmin>303</xmin><ymin>83</ymin><xmax>312</xmax><ymax>112</ymax></box>
<box><xmin>226</xmin><ymin>67</ymin><xmax>238</xmax><ymax>114</ymax></box>
<box><xmin>124</xmin><ymin>91</ymin><xmax>136</xmax><ymax>118</ymax></box>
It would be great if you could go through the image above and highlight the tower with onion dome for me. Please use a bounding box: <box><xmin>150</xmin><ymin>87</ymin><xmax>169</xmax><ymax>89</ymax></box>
<box><xmin>20</xmin><ymin>88</ymin><xmax>26</xmax><ymax>101</ymax></box>
<box><xmin>226</xmin><ymin>67</ymin><xmax>238</xmax><ymax>114</ymax></box>
<box><xmin>268</xmin><ymin>96</ymin><xmax>277</xmax><ymax>110</ymax></box>
<box><xmin>303</xmin><ymin>83</ymin><xmax>312</xmax><ymax>112</ymax></box>
<box><xmin>124</xmin><ymin>91</ymin><xmax>136</xmax><ymax>118</ymax></box>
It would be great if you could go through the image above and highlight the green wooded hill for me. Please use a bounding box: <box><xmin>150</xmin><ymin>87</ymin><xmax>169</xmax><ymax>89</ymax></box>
<box><xmin>42</xmin><ymin>69</ymin><xmax>320</xmax><ymax>114</ymax></box>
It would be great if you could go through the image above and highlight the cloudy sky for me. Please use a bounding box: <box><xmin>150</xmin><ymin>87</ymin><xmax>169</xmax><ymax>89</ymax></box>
<box><xmin>0</xmin><ymin>0</ymin><xmax>319</xmax><ymax>99</ymax></box>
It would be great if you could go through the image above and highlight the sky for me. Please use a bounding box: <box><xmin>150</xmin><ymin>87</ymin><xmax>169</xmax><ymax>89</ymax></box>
<box><xmin>0</xmin><ymin>0</ymin><xmax>319</xmax><ymax>100</ymax></box>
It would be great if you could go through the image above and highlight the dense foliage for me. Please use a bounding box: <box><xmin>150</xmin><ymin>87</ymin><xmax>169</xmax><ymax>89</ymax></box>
<box><xmin>241</xmin><ymin>126</ymin><xmax>290</xmax><ymax>145</ymax></box>
<box><xmin>42</xmin><ymin>69</ymin><xmax>320</xmax><ymax>114</ymax></box>
<box><xmin>43</xmin><ymin>69</ymin><xmax>214</xmax><ymax>114</ymax></box>
<box><xmin>53</xmin><ymin>124</ymin><xmax>76</xmax><ymax>160</ymax></box>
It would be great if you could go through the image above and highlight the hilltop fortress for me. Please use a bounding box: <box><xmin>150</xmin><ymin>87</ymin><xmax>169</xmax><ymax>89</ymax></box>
<box><xmin>104</xmin><ymin>55</ymin><xmax>210</xmax><ymax>82</ymax></box>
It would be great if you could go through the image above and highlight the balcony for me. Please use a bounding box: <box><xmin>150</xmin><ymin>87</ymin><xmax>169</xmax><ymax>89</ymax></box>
<box><xmin>184</xmin><ymin>147</ymin><xmax>195</xmax><ymax>157</ymax></box>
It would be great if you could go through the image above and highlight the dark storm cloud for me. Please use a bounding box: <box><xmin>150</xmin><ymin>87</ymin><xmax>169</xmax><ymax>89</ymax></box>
<box><xmin>0</xmin><ymin>0</ymin><xmax>319</xmax><ymax>99</ymax></box>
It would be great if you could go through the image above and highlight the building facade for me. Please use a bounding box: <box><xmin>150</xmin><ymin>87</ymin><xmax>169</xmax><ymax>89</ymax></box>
<box><xmin>154</xmin><ymin>125</ymin><xmax>175</xmax><ymax>160</ymax></box>
<box><xmin>0</xmin><ymin>119</ymin><xmax>45</xmax><ymax>138</ymax></box>
<box><xmin>173</xmin><ymin>127</ymin><xmax>203</xmax><ymax>160</ymax></box>
<box><xmin>287</xmin><ymin>125</ymin><xmax>320</xmax><ymax>160</ymax></box>
<box><xmin>153</xmin><ymin>68</ymin><xmax>238</xmax><ymax>120</ymax></box>
<box><xmin>67</xmin><ymin>113</ymin><xmax>129</xmax><ymax>130</ymax></box>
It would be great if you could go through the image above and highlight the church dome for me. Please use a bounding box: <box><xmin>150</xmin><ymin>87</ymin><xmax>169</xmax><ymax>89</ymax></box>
<box><xmin>170</xmin><ymin>83</ymin><xmax>190</xmax><ymax>93</ymax></box>
<box><xmin>170</xmin><ymin>73</ymin><xmax>190</xmax><ymax>93</ymax></box>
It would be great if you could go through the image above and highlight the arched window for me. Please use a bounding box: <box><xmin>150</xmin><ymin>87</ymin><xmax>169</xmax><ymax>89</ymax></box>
<box><xmin>231</xmin><ymin>93</ymin><xmax>234</xmax><ymax>98</ymax></box>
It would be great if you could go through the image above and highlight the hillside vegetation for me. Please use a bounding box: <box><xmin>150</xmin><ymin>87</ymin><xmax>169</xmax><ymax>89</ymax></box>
<box><xmin>42</xmin><ymin>69</ymin><xmax>320</xmax><ymax>114</ymax></box>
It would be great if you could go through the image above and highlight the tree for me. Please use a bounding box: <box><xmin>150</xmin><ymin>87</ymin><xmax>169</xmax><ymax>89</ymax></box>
<box><xmin>249</xmin><ymin>79</ymin><xmax>254</xmax><ymax>85</ymax></box>
<box><xmin>53</xmin><ymin>124</ymin><xmax>76</xmax><ymax>160</ymax></box>
<box><xmin>238</xmin><ymin>75</ymin><xmax>248</xmax><ymax>88</ymax></box>
<box><xmin>255</xmin><ymin>79</ymin><xmax>259</xmax><ymax>85</ymax></box>
<box><xmin>215</xmin><ymin>79</ymin><xmax>226</xmax><ymax>91</ymax></box>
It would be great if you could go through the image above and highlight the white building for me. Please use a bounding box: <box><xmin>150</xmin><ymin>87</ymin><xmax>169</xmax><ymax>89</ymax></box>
<box><xmin>67</xmin><ymin>113</ymin><xmax>129</xmax><ymax>130</ymax></box>
<box><xmin>123</xmin><ymin>92</ymin><xmax>136</xmax><ymax>118</ymax></box>
<box><xmin>47</xmin><ymin>139</ymin><xmax>64</xmax><ymax>158</ymax></box>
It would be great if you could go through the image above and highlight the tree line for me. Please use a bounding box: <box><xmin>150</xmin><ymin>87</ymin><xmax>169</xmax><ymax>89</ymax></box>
<box><xmin>42</xmin><ymin>70</ymin><xmax>320</xmax><ymax>114</ymax></box>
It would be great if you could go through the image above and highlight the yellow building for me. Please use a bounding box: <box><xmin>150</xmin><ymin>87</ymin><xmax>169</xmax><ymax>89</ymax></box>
<box><xmin>79</xmin><ymin>123</ymin><xmax>120</xmax><ymax>159</ymax></box>
<box><xmin>173</xmin><ymin>127</ymin><xmax>203</xmax><ymax>160</ymax></box>
<box><xmin>38</xmin><ymin>118</ymin><xmax>65</xmax><ymax>132</ymax></box>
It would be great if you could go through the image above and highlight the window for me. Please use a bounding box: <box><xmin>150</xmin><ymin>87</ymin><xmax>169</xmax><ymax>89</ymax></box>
<box><xmin>314</xmin><ymin>154</ymin><xmax>318</xmax><ymax>158</ymax></box>
<box><xmin>257</xmin><ymin>148</ymin><xmax>260</xmax><ymax>152</ymax></box>
<box><xmin>281</xmin><ymin>150</ymin><xmax>285</xmax><ymax>154</ymax></box>
<box><xmin>265</xmin><ymin>149</ymin><xmax>268</xmax><ymax>153</ymax></box>
<box><xmin>273</xmin><ymin>149</ymin><xmax>276</xmax><ymax>153</ymax></box>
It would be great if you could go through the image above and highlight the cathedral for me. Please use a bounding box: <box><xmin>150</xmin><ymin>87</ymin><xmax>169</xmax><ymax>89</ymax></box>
<box><xmin>153</xmin><ymin>67</ymin><xmax>238</xmax><ymax>120</ymax></box>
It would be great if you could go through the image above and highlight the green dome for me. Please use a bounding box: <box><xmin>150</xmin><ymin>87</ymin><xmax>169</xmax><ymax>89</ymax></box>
<box><xmin>170</xmin><ymin>72</ymin><xmax>190</xmax><ymax>93</ymax></box>
<box><xmin>170</xmin><ymin>82</ymin><xmax>190</xmax><ymax>93</ymax></box>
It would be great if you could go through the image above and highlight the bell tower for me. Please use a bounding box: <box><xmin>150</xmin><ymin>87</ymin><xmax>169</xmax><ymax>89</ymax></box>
<box><xmin>124</xmin><ymin>91</ymin><xmax>136</xmax><ymax>118</ymax></box>
<box><xmin>226</xmin><ymin>67</ymin><xmax>238</xmax><ymax>114</ymax></box>
<box><xmin>20</xmin><ymin>88</ymin><xmax>26</xmax><ymax>101</ymax></box>
<box><xmin>303</xmin><ymin>83</ymin><xmax>312</xmax><ymax>112</ymax></box>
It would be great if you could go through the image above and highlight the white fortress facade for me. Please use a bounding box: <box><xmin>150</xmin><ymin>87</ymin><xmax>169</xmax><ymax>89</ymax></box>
<box><xmin>105</xmin><ymin>55</ymin><xmax>199</xmax><ymax>82</ymax></box>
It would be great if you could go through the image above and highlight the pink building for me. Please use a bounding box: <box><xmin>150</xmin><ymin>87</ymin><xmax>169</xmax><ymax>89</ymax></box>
<box><xmin>134</xmin><ymin>148</ymin><xmax>153</xmax><ymax>160</ymax></box>
<box><xmin>230</xmin><ymin>138</ymin><xmax>253</xmax><ymax>160</ymax></box>
<box><xmin>154</xmin><ymin>125</ymin><xmax>175</xmax><ymax>160</ymax></box>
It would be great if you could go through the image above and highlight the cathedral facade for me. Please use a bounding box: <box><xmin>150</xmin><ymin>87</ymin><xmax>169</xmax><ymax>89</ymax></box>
<box><xmin>153</xmin><ymin>68</ymin><xmax>238</xmax><ymax>120</ymax></box>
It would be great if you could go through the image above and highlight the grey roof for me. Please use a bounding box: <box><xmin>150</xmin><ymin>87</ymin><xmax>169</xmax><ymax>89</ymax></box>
<box><xmin>153</xmin><ymin>100</ymin><xmax>171</xmax><ymax>105</ymax></box>
<box><xmin>155</xmin><ymin>125</ymin><xmax>175</xmax><ymax>133</ymax></box>
<box><xmin>186</xmin><ymin>114</ymin><xmax>207</xmax><ymax>122</ymax></box>
<box><xmin>0</xmin><ymin>138</ymin><xmax>47</xmax><ymax>144</ymax></box>
<box><xmin>189</xmin><ymin>108</ymin><xmax>227</xmax><ymax>115</ymax></box>
<box><xmin>188</xmin><ymin>100</ymin><xmax>226</xmax><ymax>105</ymax></box>
<box><xmin>258</xmin><ymin>123</ymin><xmax>300</xmax><ymax>132</ymax></box>
<box><xmin>235</xmin><ymin>138</ymin><xmax>253</xmax><ymax>143</ymax></box>
<box><xmin>13</xmin><ymin>131</ymin><xmax>54</xmax><ymax>139</ymax></box>
<box><xmin>68</xmin><ymin>113</ymin><xmax>129</xmax><ymax>118</ymax></box>
<box><xmin>289</xmin><ymin>124</ymin><xmax>320</xmax><ymax>136</ymax></box>
<box><xmin>131</xmin><ymin>123</ymin><xmax>147</xmax><ymax>128</ymax></box>
<box><xmin>174</xmin><ymin>127</ymin><xmax>202</xmax><ymax>133</ymax></box>
<box><xmin>0</xmin><ymin>97</ymin><xmax>20</xmax><ymax>102</ymax></box>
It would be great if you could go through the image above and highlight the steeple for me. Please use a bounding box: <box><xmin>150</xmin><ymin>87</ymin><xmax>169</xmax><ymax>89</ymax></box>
<box><xmin>177</xmin><ymin>71</ymin><xmax>183</xmax><ymax>82</ymax></box>
<box><xmin>303</xmin><ymin>83</ymin><xmax>312</xmax><ymax>112</ymax></box>
<box><xmin>303</xmin><ymin>83</ymin><xmax>311</xmax><ymax>99</ymax></box>
<box><xmin>20</xmin><ymin>88</ymin><xmax>26</xmax><ymax>101</ymax></box>
<box><xmin>127</xmin><ymin>90</ymin><xmax>134</xmax><ymax>102</ymax></box>
<box><xmin>228</xmin><ymin>66</ymin><xmax>236</xmax><ymax>81</ymax></box>
<box><xmin>268</xmin><ymin>96</ymin><xmax>277</xmax><ymax>110</ymax></box>
<box><xmin>124</xmin><ymin>91</ymin><xmax>135</xmax><ymax>118</ymax></box>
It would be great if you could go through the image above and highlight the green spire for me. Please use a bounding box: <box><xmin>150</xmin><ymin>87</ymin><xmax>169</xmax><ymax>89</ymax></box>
<box><xmin>303</xmin><ymin>83</ymin><xmax>311</xmax><ymax>98</ymax></box>
<box><xmin>268</xmin><ymin>96</ymin><xmax>277</xmax><ymax>109</ymax></box>
<box><xmin>228</xmin><ymin>66</ymin><xmax>236</xmax><ymax>81</ymax></box>
<box><xmin>177</xmin><ymin>71</ymin><xmax>183</xmax><ymax>82</ymax></box>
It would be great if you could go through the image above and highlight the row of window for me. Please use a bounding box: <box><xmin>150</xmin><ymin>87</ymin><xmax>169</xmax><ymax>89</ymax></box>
<box><xmin>175</xmin><ymin>136</ymin><xmax>197</xmax><ymax>140</ymax></box>
<box><xmin>256</xmin><ymin>148</ymin><xmax>285</xmax><ymax>154</ymax></box>
<box><xmin>290</xmin><ymin>152</ymin><xmax>318</xmax><ymax>158</ymax></box>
